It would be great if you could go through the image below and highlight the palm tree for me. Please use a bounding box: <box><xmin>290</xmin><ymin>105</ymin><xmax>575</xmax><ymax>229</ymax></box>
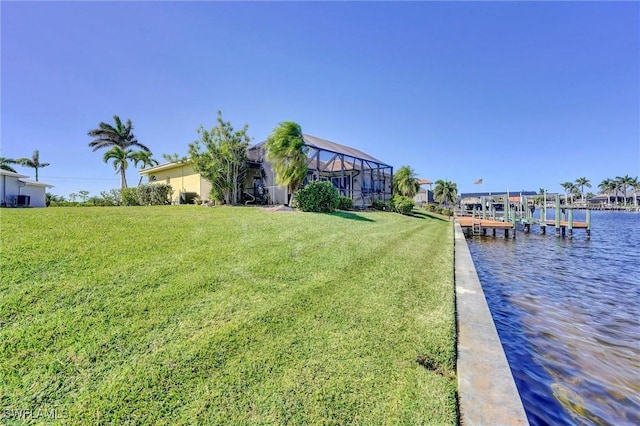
<box><xmin>615</xmin><ymin>175</ymin><xmax>634</xmax><ymax>205</ymax></box>
<box><xmin>264</xmin><ymin>122</ymin><xmax>307</xmax><ymax>205</ymax></box>
<box><xmin>103</xmin><ymin>146</ymin><xmax>135</xmax><ymax>190</ymax></box>
<box><xmin>392</xmin><ymin>165</ymin><xmax>420</xmax><ymax>197</ymax></box>
<box><xmin>574</xmin><ymin>177</ymin><xmax>591</xmax><ymax>203</ymax></box>
<box><xmin>560</xmin><ymin>181</ymin><xmax>577</xmax><ymax>205</ymax></box>
<box><xmin>132</xmin><ymin>150</ymin><xmax>159</xmax><ymax>185</ymax></box>
<box><xmin>598</xmin><ymin>178</ymin><xmax>617</xmax><ymax>205</ymax></box>
<box><xmin>434</xmin><ymin>179</ymin><xmax>458</xmax><ymax>208</ymax></box>
<box><xmin>15</xmin><ymin>150</ymin><xmax>50</xmax><ymax>181</ymax></box>
<box><xmin>88</xmin><ymin>115</ymin><xmax>150</xmax><ymax>152</ymax></box>
<box><xmin>0</xmin><ymin>157</ymin><xmax>18</xmax><ymax>173</ymax></box>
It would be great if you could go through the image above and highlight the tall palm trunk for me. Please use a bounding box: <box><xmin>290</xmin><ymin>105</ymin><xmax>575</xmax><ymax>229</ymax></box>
<box><xmin>120</xmin><ymin>167</ymin><xmax>128</xmax><ymax>189</ymax></box>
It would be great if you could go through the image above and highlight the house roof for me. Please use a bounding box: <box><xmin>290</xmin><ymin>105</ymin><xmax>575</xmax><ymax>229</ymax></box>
<box><xmin>460</xmin><ymin>191</ymin><xmax>537</xmax><ymax>198</ymax></box>
<box><xmin>417</xmin><ymin>179</ymin><xmax>433</xmax><ymax>185</ymax></box>
<box><xmin>139</xmin><ymin>160</ymin><xmax>191</xmax><ymax>175</ymax></box>
<box><xmin>0</xmin><ymin>169</ymin><xmax>29</xmax><ymax>178</ymax></box>
<box><xmin>249</xmin><ymin>134</ymin><xmax>391</xmax><ymax>168</ymax></box>
<box><xmin>19</xmin><ymin>178</ymin><xmax>54</xmax><ymax>188</ymax></box>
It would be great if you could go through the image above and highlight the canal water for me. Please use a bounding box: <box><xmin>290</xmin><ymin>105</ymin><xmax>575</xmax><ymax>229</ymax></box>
<box><xmin>466</xmin><ymin>211</ymin><xmax>640</xmax><ymax>425</ymax></box>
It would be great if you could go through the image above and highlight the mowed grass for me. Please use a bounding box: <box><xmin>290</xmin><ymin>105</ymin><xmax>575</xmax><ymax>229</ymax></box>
<box><xmin>0</xmin><ymin>206</ymin><xmax>456</xmax><ymax>425</ymax></box>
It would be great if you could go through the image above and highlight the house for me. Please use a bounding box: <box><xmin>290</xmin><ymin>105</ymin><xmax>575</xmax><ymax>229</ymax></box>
<box><xmin>0</xmin><ymin>169</ymin><xmax>54</xmax><ymax>208</ymax></box>
<box><xmin>458</xmin><ymin>191</ymin><xmax>537</xmax><ymax>211</ymax></box>
<box><xmin>136</xmin><ymin>161</ymin><xmax>212</xmax><ymax>204</ymax></box>
<box><xmin>140</xmin><ymin>134</ymin><xmax>394</xmax><ymax>207</ymax></box>
<box><xmin>414</xmin><ymin>179</ymin><xmax>434</xmax><ymax>206</ymax></box>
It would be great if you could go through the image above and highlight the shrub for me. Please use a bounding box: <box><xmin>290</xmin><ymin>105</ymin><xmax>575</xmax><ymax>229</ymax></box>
<box><xmin>137</xmin><ymin>184</ymin><xmax>173</xmax><ymax>206</ymax></box>
<box><xmin>442</xmin><ymin>208</ymin><xmax>454</xmax><ymax>217</ymax></box>
<box><xmin>435</xmin><ymin>206</ymin><xmax>443</xmax><ymax>215</ymax></box>
<box><xmin>294</xmin><ymin>181</ymin><xmax>339</xmax><ymax>212</ymax></box>
<box><xmin>392</xmin><ymin>195</ymin><xmax>415</xmax><ymax>214</ymax></box>
<box><xmin>337</xmin><ymin>196</ymin><xmax>353</xmax><ymax>211</ymax></box>
<box><xmin>121</xmin><ymin>188</ymin><xmax>140</xmax><ymax>206</ymax></box>
<box><xmin>100</xmin><ymin>189</ymin><xmax>122</xmax><ymax>206</ymax></box>
<box><xmin>372</xmin><ymin>198</ymin><xmax>391</xmax><ymax>211</ymax></box>
<box><xmin>426</xmin><ymin>204</ymin><xmax>437</xmax><ymax>212</ymax></box>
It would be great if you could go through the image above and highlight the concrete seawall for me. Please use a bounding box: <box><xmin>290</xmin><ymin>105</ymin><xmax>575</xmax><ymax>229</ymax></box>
<box><xmin>455</xmin><ymin>221</ymin><xmax>529</xmax><ymax>425</ymax></box>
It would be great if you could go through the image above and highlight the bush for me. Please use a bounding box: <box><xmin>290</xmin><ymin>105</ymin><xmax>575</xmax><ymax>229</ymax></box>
<box><xmin>121</xmin><ymin>188</ymin><xmax>140</xmax><ymax>206</ymax></box>
<box><xmin>294</xmin><ymin>181</ymin><xmax>339</xmax><ymax>212</ymax></box>
<box><xmin>372</xmin><ymin>198</ymin><xmax>391</xmax><ymax>211</ymax></box>
<box><xmin>435</xmin><ymin>206</ymin><xmax>443</xmax><ymax>215</ymax></box>
<box><xmin>100</xmin><ymin>189</ymin><xmax>122</xmax><ymax>206</ymax></box>
<box><xmin>392</xmin><ymin>195</ymin><xmax>415</xmax><ymax>214</ymax></box>
<box><xmin>442</xmin><ymin>208</ymin><xmax>454</xmax><ymax>217</ymax></box>
<box><xmin>426</xmin><ymin>204</ymin><xmax>437</xmax><ymax>212</ymax></box>
<box><xmin>337</xmin><ymin>196</ymin><xmax>353</xmax><ymax>211</ymax></box>
<box><xmin>137</xmin><ymin>184</ymin><xmax>173</xmax><ymax>206</ymax></box>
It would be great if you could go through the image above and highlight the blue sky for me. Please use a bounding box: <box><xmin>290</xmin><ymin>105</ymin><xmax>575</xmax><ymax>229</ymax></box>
<box><xmin>2</xmin><ymin>1</ymin><xmax>638</xmax><ymax>198</ymax></box>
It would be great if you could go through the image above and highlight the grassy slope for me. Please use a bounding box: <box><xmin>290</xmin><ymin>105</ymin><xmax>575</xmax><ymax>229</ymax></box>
<box><xmin>0</xmin><ymin>206</ymin><xmax>455</xmax><ymax>425</ymax></box>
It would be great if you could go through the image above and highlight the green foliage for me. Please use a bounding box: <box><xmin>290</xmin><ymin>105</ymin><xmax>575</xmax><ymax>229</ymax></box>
<box><xmin>121</xmin><ymin>187</ymin><xmax>140</xmax><ymax>206</ymax></box>
<box><xmin>434</xmin><ymin>180</ymin><xmax>458</xmax><ymax>207</ymax></box>
<box><xmin>337</xmin><ymin>196</ymin><xmax>353</xmax><ymax>210</ymax></box>
<box><xmin>100</xmin><ymin>189</ymin><xmax>122</xmax><ymax>206</ymax></box>
<box><xmin>265</xmin><ymin>122</ymin><xmax>308</xmax><ymax>200</ymax></box>
<box><xmin>393</xmin><ymin>165</ymin><xmax>420</xmax><ymax>197</ymax></box>
<box><xmin>0</xmin><ymin>157</ymin><xmax>18</xmax><ymax>173</ymax></box>
<box><xmin>0</xmin><ymin>207</ymin><xmax>456</xmax><ymax>424</ymax></box>
<box><xmin>392</xmin><ymin>195</ymin><xmax>415</xmax><ymax>214</ymax></box>
<box><xmin>88</xmin><ymin>115</ymin><xmax>150</xmax><ymax>152</ymax></box>
<box><xmin>137</xmin><ymin>184</ymin><xmax>172</xmax><ymax>206</ymax></box>
<box><xmin>189</xmin><ymin>111</ymin><xmax>251</xmax><ymax>205</ymax></box>
<box><xmin>372</xmin><ymin>198</ymin><xmax>391</xmax><ymax>211</ymax></box>
<box><xmin>294</xmin><ymin>181</ymin><xmax>339</xmax><ymax>212</ymax></box>
<box><xmin>15</xmin><ymin>150</ymin><xmax>50</xmax><ymax>181</ymax></box>
<box><xmin>102</xmin><ymin>146</ymin><xmax>135</xmax><ymax>189</ymax></box>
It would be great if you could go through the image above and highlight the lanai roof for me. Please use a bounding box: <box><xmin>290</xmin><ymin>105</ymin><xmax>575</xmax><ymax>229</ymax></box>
<box><xmin>249</xmin><ymin>134</ymin><xmax>391</xmax><ymax>167</ymax></box>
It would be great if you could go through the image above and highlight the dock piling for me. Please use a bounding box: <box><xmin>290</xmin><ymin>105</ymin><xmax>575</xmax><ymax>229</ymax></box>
<box><xmin>568</xmin><ymin>209</ymin><xmax>574</xmax><ymax>239</ymax></box>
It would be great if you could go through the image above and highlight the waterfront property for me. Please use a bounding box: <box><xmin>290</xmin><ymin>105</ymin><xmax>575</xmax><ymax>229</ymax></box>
<box><xmin>140</xmin><ymin>135</ymin><xmax>393</xmax><ymax>207</ymax></box>
<box><xmin>0</xmin><ymin>206</ymin><xmax>456</xmax><ymax>424</ymax></box>
<box><xmin>0</xmin><ymin>169</ymin><xmax>54</xmax><ymax>208</ymax></box>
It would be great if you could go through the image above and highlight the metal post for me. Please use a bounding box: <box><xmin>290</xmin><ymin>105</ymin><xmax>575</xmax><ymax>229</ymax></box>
<box><xmin>586</xmin><ymin>208</ymin><xmax>591</xmax><ymax>239</ymax></box>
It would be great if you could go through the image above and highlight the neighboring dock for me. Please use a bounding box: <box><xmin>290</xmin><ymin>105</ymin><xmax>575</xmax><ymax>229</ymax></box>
<box><xmin>457</xmin><ymin>192</ymin><xmax>592</xmax><ymax>239</ymax></box>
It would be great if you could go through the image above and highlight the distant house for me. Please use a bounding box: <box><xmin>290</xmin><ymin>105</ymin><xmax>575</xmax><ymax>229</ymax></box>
<box><xmin>414</xmin><ymin>179</ymin><xmax>434</xmax><ymax>206</ymax></box>
<box><xmin>458</xmin><ymin>191</ymin><xmax>537</xmax><ymax>211</ymax></box>
<box><xmin>0</xmin><ymin>169</ymin><xmax>54</xmax><ymax>208</ymax></box>
<box><xmin>140</xmin><ymin>134</ymin><xmax>394</xmax><ymax>207</ymax></box>
<box><xmin>589</xmin><ymin>190</ymin><xmax>640</xmax><ymax>207</ymax></box>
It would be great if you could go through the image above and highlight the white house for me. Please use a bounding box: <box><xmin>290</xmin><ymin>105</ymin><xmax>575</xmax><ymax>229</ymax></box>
<box><xmin>0</xmin><ymin>169</ymin><xmax>54</xmax><ymax>208</ymax></box>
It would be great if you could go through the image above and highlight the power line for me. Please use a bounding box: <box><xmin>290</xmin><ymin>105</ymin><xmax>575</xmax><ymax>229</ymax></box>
<box><xmin>40</xmin><ymin>176</ymin><xmax>119</xmax><ymax>181</ymax></box>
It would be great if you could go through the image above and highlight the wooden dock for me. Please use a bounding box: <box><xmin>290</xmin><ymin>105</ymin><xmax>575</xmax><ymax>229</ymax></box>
<box><xmin>457</xmin><ymin>217</ymin><xmax>515</xmax><ymax>238</ymax></box>
<box><xmin>544</xmin><ymin>221</ymin><xmax>588</xmax><ymax>228</ymax></box>
<box><xmin>458</xmin><ymin>217</ymin><xmax>513</xmax><ymax>228</ymax></box>
<box><xmin>457</xmin><ymin>191</ymin><xmax>593</xmax><ymax>239</ymax></box>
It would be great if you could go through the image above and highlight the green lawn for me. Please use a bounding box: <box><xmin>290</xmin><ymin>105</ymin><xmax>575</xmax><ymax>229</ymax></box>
<box><xmin>0</xmin><ymin>206</ymin><xmax>456</xmax><ymax>425</ymax></box>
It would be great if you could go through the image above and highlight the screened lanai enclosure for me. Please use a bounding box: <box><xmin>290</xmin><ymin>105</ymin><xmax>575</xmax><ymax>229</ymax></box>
<box><xmin>245</xmin><ymin>134</ymin><xmax>393</xmax><ymax>207</ymax></box>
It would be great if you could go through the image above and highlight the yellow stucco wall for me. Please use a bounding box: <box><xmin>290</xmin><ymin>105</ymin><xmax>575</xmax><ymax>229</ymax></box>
<box><xmin>144</xmin><ymin>164</ymin><xmax>210</xmax><ymax>201</ymax></box>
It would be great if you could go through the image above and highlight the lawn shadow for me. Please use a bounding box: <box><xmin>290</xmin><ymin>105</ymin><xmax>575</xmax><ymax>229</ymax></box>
<box><xmin>407</xmin><ymin>210</ymin><xmax>451</xmax><ymax>222</ymax></box>
<box><xmin>330</xmin><ymin>211</ymin><xmax>376</xmax><ymax>222</ymax></box>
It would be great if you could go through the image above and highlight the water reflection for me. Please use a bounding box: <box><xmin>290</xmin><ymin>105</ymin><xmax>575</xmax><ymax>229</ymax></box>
<box><xmin>467</xmin><ymin>212</ymin><xmax>640</xmax><ymax>426</ymax></box>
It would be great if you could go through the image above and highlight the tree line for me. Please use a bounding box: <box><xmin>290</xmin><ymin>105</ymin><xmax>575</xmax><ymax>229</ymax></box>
<box><xmin>545</xmin><ymin>176</ymin><xmax>639</xmax><ymax>205</ymax></box>
<box><xmin>0</xmin><ymin>150</ymin><xmax>50</xmax><ymax>181</ymax></box>
<box><xmin>80</xmin><ymin>112</ymin><xmax>459</xmax><ymax>211</ymax></box>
